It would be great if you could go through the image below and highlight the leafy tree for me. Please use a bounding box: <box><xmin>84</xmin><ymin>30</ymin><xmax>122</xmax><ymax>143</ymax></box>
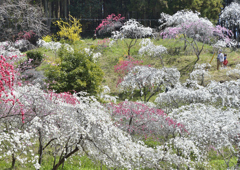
<box><xmin>200</xmin><ymin>0</ymin><xmax>222</xmax><ymax>20</ymax></box>
<box><xmin>44</xmin><ymin>46</ymin><xmax>104</xmax><ymax>95</ymax></box>
<box><xmin>163</xmin><ymin>0</ymin><xmax>222</xmax><ymax>20</ymax></box>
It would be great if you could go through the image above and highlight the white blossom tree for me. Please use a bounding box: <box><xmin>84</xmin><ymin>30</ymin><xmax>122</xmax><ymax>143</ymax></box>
<box><xmin>169</xmin><ymin>103</ymin><xmax>240</xmax><ymax>169</ymax></box>
<box><xmin>119</xmin><ymin>66</ymin><xmax>180</xmax><ymax>102</ymax></box>
<box><xmin>219</xmin><ymin>2</ymin><xmax>240</xmax><ymax>25</ymax></box>
<box><xmin>111</xmin><ymin>19</ymin><xmax>152</xmax><ymax>56</ymax></box>
<box><xmin>0</xmin><ymin>83</ymin><xmax>205</xmax><ymax>170</ymax></box>
<box><xmin>139</xmin><ymin>38</ymin><xmax>167</xmax><ymax>66</ymax></box>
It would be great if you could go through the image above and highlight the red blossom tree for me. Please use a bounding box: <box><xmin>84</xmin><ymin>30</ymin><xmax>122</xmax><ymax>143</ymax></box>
<box><xmin>0</xmin><ymin>55</ymin><xmax>24</xmax><ymax>122</ymax></box>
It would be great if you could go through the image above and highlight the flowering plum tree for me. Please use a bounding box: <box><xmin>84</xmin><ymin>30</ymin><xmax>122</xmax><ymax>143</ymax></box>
<box><xmin>114</xmin><ymin>56</ymin><xmax>143</xmax><ymax>86</ymax></box>
<box><xmin>99</xmin><ymin>86</ymin><xmax>118</xmax><ymax>103</ymax></box>
<box><xmin>95</xmin><ymin>14</ymin><xmax>125</xmax><ymax>35</ymax></box>
<box><xmin>0</xmin><ymin>83</ymin><xmax>204</xmax><ymax>169</ymax></box>
<box><xmin>155</xmin><ymin>70</ymin><xmax>240</xmax><ymax>116</ymax></box>
<box><xmin>107</xmin><ymin>101</ymin><xmax>186</xmax><ymax>142</ymax></box>
<box><xmin>119</xmin><ymin>66</ymin><xmax>180</xmax><ymax>102</ymax></box>
<box><xmin>160</xmin><ymin>10</ymin><xmax>231</xmax><ymax>63</ymax></box>
<box><xmin>169</xmin><ymin>103</ymin><xmax>240</xmax><ymax>169</ymax></box>
<box><xmin>0</xmin><ymin>55</ymin><xmax>25</xmax><ymax>122</ymax></box>
<box><xmin>139</xmin><ymin>38</ymin><xmax>167</xmax><ymax>66</ymax></box>
<box><xmin>111</xmin><ymin>19</ymin><xmax>152</xmax><ymax>56</ymax></box>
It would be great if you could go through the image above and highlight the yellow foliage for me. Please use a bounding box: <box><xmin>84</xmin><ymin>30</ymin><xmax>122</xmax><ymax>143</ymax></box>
<box><xmin>42</xmin><ymin>35</ymin><xmax>52</xmax><ymax>42</ymax></box>
<box><xmin>54</xmin><ymin>15</ymin><xmax>82</xmax><ymax>43</ymax></box>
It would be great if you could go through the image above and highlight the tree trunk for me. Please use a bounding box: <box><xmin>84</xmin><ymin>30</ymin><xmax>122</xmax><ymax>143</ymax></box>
<box><xmin>44</xmin><ymin>0</ymin><xmax>48</xmax><ymax>21</ymax></box>
<box><xmin>183</xmin><ymin>34</ymin><xmax>187</xmax><ymax>50</ymax></box>
<box><xmin>52</xmin><ymin>147</ymin><xmax>79</xmax><ymax>170</ymax></box>
<box><xmin>10</xmin><ymin>153</ymin><xmax>16</xmax><ymax>169</ymax></box>
<box><xmin>38</xmin><ymin>129</ymin><xmax>43</xmax><ymax>167</ymax></box>
<box><xmin>64</xmin><ymin>0</ymin><xmax>67</xmax><ymax>18</ymax></box>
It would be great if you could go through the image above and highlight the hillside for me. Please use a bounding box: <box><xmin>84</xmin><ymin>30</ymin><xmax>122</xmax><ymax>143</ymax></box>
<box><xmin>35</xmin><ymin>38</ymin><xmax>240</xmax><ymax>102</ymax></box>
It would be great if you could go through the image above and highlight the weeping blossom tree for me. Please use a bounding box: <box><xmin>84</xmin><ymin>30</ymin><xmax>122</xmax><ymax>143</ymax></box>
<box><xmin>107</xmin><ymin>101</ymin><xmax>187</xmax><ymax>142</ymax></box>
<box><xmin>111</xmin><ymin>19</ymin><xmax>152</xmax><ymax>56</ymax></box>
<box><xmin>139</xmin><ymin>38</ymin><xmax>167</xmax><ymax>66</ymax></box>
<box><xmin>0</xmin><ymin>83</ymin><xmax>205</xmax><ymax>170</ymax></box>
<box><xmin>154</xmin><ymin>67</ymin><xmax>240</xmax><ymax>168</ymax></box>
<box><xmin>119</xmin><ymin>66</ymin><xmax>180</xmax><ymax>102</ymax></box>
<box><xmin>218</xmin><ymin>2</ymin><xmax>240</xmax><ymax>47</ymax></box>
<box><xmin>169</xmin><ymin>104</ymin><xmax>240</xmax><ymax>169</ymax></box>
<box><xmin>160</xmin><ymin>10</ymin><xmax>231</xmax><ymax>63</ymax></box>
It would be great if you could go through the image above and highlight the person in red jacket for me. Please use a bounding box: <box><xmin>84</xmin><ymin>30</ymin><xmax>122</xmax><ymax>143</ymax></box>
<box><xmin>223</xmin><ymin>54</ymin><xmax>228</xmax><ymax>68</ymax></box>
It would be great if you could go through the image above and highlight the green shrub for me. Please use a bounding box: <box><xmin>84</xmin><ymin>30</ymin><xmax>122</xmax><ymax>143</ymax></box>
<box><xmin>26</xmin><ymin>50</ymin><xmax>44</xmax><ymax>62</ymax></box>
<box><xmin>44</xmin><ymin>46</ymin><xmax>104</xmax><ymax>95</ymax></box>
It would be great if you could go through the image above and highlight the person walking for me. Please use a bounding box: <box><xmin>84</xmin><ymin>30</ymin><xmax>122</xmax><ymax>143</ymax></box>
<box><xmin>217</xmin><ymin>50</ymin><xmax>224</xmax><ymax>70</ymax></box>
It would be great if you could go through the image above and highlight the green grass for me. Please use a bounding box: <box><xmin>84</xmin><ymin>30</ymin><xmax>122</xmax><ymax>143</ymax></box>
<box><xmin>0</xmin><ymin>154</ymin><xmax>107</xmax><ymax>170</ymax></box>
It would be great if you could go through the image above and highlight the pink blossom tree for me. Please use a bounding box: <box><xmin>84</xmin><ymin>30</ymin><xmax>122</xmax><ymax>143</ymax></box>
<box><xmin>114</xmin><ymin>56</ymin><xmax>143</xmax><ymax>86</ymax></box>
<box><xmin>95</xmin><ymin>14</ymin><xmax>125</xmax><ymax>35</ymax></box>
<box><xmin>107</xmin><ymin>101</ymin><xmax>187</xmax><ymax>142</ymax></box>
<box><xmin>160</xmin><ymin>10</ymin><xmax>232</xmax><ymax>64</ymax></box>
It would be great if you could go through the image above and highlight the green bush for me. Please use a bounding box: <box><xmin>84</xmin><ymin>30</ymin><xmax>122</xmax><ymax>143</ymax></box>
<box><xmin>44</xmin><ymin>46</ymin><xmax>104</xmax><ymax>95</ymax></box>
<box><xmin>26</xmin><ymin>50</ymin><xmax>44</xmax><ymax>62</ymax></box>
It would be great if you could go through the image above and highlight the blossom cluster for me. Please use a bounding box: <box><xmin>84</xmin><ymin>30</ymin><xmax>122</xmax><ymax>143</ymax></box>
<box><xmin>96</xmin><ymin>14</ymin><xmax>125</xmax><ymax>34</ymax></box>
<box><xmin>139</xmin><ymin>38</ymin><xmax>167</xmax><ymax>58</ymax></box>
<box><xmin>37</xmin><ymin>39</ymin><xmax>74</xmax><ymax>53</ymax></box>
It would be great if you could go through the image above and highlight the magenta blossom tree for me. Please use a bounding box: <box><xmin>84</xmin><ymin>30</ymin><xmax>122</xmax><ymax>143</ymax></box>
<box><xmin>95</xmin><ymin>14</ymin><xmax>125</xmax><ymax>35</ymax></box>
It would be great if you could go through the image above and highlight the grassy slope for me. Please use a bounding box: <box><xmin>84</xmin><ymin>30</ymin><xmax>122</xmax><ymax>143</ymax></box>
<box><xmin>37</xmin><ymin>38</ymin><xmax>240</xmax><ymax>103</ymax></box>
